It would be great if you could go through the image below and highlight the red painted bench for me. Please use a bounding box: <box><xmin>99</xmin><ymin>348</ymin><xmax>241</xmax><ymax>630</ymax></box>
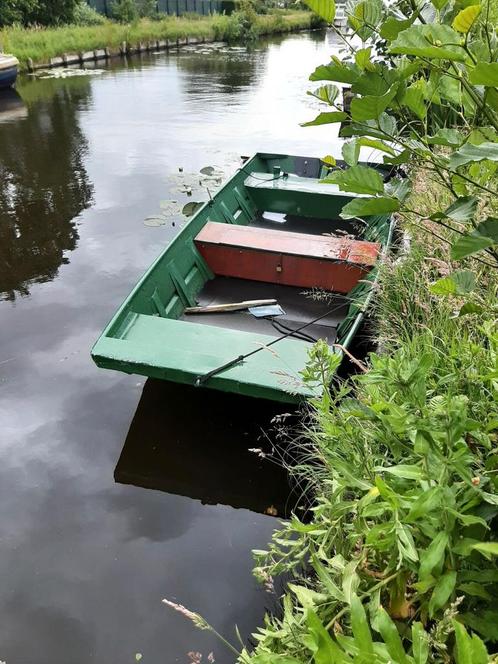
<box><xmin>195</xmin><ymin>222</ymin><xmax>380</xmax><ymax>294</ymax></box>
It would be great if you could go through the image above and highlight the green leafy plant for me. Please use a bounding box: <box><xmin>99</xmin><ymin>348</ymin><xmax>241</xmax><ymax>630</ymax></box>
<box><xmin>239</xmin><ymin>2</ymin><xmax>498</xmax><ymax>661</ymax></box>
<box><xmin>72</xmin><ymin>1</ymin><xmax>106</xmax><ymax>25</ymax></box>
<box><xmin>110</xmin><ymin>0</ymin><xmax>138</xmax><ymax>22</ymax></box>
<box><xmin>300</xmin><ymin>0</ymin><xmax>498</xmax><ymax>275</ymax></box>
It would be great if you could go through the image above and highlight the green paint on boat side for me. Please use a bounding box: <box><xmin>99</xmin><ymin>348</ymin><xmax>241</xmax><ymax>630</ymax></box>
<box><xmin>91</xmin><ymin>153</ymin><xmax>394</xmax><ymax>402</ymax></box>
<box><xmin>93</xmin><ymin>315</ymin><xmax>320</xmax><ymax>402</ymax></box>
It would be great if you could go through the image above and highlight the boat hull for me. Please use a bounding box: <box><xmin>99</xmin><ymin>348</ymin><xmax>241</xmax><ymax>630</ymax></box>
<box><xmin>0</xmin><ymin>65</ymin><xmax>18</xmax><ymax>90</ymax></box>
<box><xmin>92</xmin><ymin>153</ymin><xmax>395</xmax><ymax>402</ymax></box>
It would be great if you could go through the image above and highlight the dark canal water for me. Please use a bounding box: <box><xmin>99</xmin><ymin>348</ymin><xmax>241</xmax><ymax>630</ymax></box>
<box><xmin>0</xmin><ymin>31</ymin><xmax>341</xmax><ymax>663</ymax></box>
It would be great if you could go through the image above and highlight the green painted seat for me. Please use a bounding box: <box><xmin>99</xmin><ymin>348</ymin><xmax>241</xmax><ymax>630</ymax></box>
<box><xmin>93</xmin><ymin>312</ymin><xmax>321</xmax><ymax>402</ymax></box>
<box><xmin>244</xmin><ymin>173</ymin><xmax>363</xmax><ymax>218</ymax></box>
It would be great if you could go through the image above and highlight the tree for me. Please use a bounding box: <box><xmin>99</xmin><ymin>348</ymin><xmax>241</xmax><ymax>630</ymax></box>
<box><xmin>29</xmin><ymin>0</ymin><xmax>79</xmax><ymax>25</ymax></box>
<box><xmin>0</xmin><ymin>0</ymin><xmax>78</xmax><ymax>26</ymax></box>
<box><xmin>0</xmin><ymin>0</ymin><xmax>39</xmax><ymax>27</ymax></box>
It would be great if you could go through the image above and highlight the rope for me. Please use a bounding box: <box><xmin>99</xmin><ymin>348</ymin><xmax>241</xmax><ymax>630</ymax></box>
<box><xmin>194</xmin><ymin>306</ymin><xmax>341</xmax><ymax>387</ymax></box>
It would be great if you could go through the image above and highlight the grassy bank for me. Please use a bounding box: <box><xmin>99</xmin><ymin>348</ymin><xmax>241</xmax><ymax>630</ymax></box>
<box><xmin>237</xmin><ymin>173</ymin><xmax>498</xmax><ymax>661</ymax></box>
<box><xmin>1</xmin><ymin>10</ymin><xmax>319</xmax><ymax>69</ymax></box>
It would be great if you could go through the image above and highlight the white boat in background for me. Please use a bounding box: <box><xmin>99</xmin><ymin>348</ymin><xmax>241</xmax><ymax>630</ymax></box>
<box><xmin>0</xmin><ymin>54</ymin><xmax>19</xmax><ymax>89</ymax></box>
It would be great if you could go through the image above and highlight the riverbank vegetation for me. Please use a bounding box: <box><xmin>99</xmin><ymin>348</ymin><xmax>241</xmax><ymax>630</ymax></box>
<box><xmin>0</xmin><ymin>9</ymin><xmax>319</xmax><ymax>68</ymax></box>
<box><xmin>236</xmin><ymin>0</ymin><xmax>498</xmax><ymax>660</ymax></box>
<box><xmin>162</xmin><ymin>0</ymin><xmax>498</xmax><ymax>660</ymax></box>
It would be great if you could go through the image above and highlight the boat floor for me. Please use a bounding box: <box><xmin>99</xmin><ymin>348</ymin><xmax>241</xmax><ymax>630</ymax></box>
<box><xmin>180</xmin><ymin>277</ymin><xmax>350</xmax><ymax>345</ymax></box>
<box><xmin>251</xmin><ymin>211</ymin><xmax>364</xmax><ymax>238</ymax></box>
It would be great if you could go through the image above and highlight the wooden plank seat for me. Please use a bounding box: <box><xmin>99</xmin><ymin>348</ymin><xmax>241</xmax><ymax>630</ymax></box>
<box><xmin>195</xmin><ymin>221</ymin><xmax>380</xmax><ymax>294</ymax></box>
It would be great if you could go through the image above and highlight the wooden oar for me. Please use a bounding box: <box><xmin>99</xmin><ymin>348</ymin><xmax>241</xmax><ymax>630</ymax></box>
<box><xmin>184</xmin><ymin>299</ymin><xmax>277</xmax><ymax>314</ymax></box>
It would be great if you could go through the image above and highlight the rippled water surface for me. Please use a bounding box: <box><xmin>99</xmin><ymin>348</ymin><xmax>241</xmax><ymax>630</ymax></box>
<box><xmin>0</xmin><ymin>31</ymin><xmax>342</xmax><ymax>663</ymax></box>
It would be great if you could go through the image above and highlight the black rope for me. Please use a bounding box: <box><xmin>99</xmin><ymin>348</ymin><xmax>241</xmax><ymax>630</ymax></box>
<box><xmin>194</xmin><ymin>307</ymin><xmax>337</xmax><ymax>387</ymax></box>
<box><xmin>269</xmin><ymin>316</ymin><xmax>318</xmax><ymax>344</ymax></box>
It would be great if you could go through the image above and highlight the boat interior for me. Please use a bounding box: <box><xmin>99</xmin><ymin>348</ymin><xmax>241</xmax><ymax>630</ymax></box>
<box><xmin>180</xmin><ymin>161</ymin><xmax>386</xmax><ymax>344</ymax></box>
<box><xmin>94</xmin><ymin>154</ymin><xmax>394</xmax><ymax>400</ymax></box>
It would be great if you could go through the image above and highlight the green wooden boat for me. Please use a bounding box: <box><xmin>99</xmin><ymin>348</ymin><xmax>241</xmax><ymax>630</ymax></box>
<box><xmin>92</xmin><ymin>153</ymin><xmax>395</xmax><ymax>403</ymax></box>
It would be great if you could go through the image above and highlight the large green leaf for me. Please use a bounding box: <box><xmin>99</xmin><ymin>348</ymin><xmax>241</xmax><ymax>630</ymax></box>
<box><xmin>356</xmin><ymin>137</ymin><xmax>396</xmax><ymax>156</ymax></box>
<box><xmin>419</xmin><ymin>532</ymin><xmax>448</xmax><ymax>580</ymax></box>
<box><xmin>452</xmin><ymin>4</ymin><xmax>481</xmax><ymax>32</ymax></box>
<box><xmin>389</xmin><ymin>25</ymin><xmax>467</xmax><ymax>61</ymax></box>
<box><xmin>449</xmin><ymin>141</ymin><xmax>498</xmax><ymax>169</ymax></box>
<box><xmin>383</xmin><ymin>149</ymin><xmax>411</xmax><ymax>165</ymax></box>
<box><xmin>321</xmin><ymin>165</ymin><xmax>385</xmax><ymax>195</ymax></box>
<box><xmin>471</xmin><ymin>542</ymin><xmax>498</xmax><ymax>556</ymax></box>
<box><xmin>380</xmin><ymin>15</ymin><xmax>415</xmax><ymax>40</ymax></box>
<box><xmin>378</xmin><ymin>463</ymin><xmax>424</xmax><ymax>479</ymax></box>
<box><xmin>305</xmin><ymin>610</ymin><xmax>351</xmax><ymax>664</ymax></box>
<box><xmin>431</xmin><ymin>0</ymin><xmax>449</xmax><ymax>10</ymax></box>
<box><xmin>348</xmin><ymin>0</ymin><xmax>383</xmax><ymax>40</ymax></box>
<box><xmin>340</xmin><ymin>196</ymin><xmax>400</xmax><ymax>218</ymax></box>
<box><xmin>301</xmin><ymin>111</ymin><xmax>348</xmax><ymax>126</ymax></box>
<box><xmin>352</xmin><ymin>71</ymin><xmax>390</xmax><ymax>96</ymax></box>
<box><xmin>429</xmin><ymin>270</ymin><xmax>476</xmax><ymax>295</ymax></box>
<box><xmin>453</xmin><ymin>621</ymin><xmax>473</xmax><ymax>664</ymax></box>
<box><xmin>475</xmin><ymin>217</ymin><xmax>498</xmax><ymax>241</ymax></box>
<box><xmin>450</xmin><ymin>234</ymin><xmax>494</xmax><ymax>260</ymax></box>
<box><xmin>355</xmin><ymin>47</ymin><xmax>376</xmax><ymax>72</ymax></box>
<box><xmin>431</xmin><ymin>196</ymin><xmax>478</xmax><ymax>222</ymax></box>
<box><xmin>350</xmin><ymin>594</ymin><xmax>374</xmax><ymax>657</ymax></box>
<box><xmin>427</xmin><ymin>128</ymin><xmax>464</xmax><ymax>147</ymax></box>
<box><xmin>458</xmin><ymin>301</ymin><xmax>483</xmax><ymax>316</ymax></box>
<box><xmin>342</xmin><ymin>140</ymin><xmax>360</xmax><ymax>166</ymax></box>
<box><xmin>289</xmin><ymin>583</ymin><xmax>328</xmax><ymax>608</ymax></box>
<box><xmin>429</xmin><ymin>570</ymin><xmax>457</xmax><ymax>616</ymax></box>
<box><xmin>438</xmin><ymin>74</ymin><xmax>476</xmax><ymax>113</ymax></box>
<box><xmin>304</xmin><ymin>0</ymin><xmax>335</xmax><ymax>22</ymax></box>
<box><xmin>350</xmin><ymin>84</ymin><xmax>398</xmax><ymax>122</ymax></box>
<box><xmin>310</xmin><ymin>61</ymin><xmax>360</xmax><ymax>84</ymax></box>
<box><xmin>376</xmin><ymin>607</ymin><xmax>410</xmax><ymax>664</ymax></box>
<box><xmin>403</xmin><ymin>82</ymin><xmax>427</xmax><ymax>120</ymax></box>
<box><xmin>307</xmin><ymin>84</ymin><xmax>340</xmax><ymax>105</ymax></box>
<box><xmin>453</xmin><ymin>621</ymin><xmax>489</xmax><ymax>664</ymax></box>
<box><xmin>469</xmin><ymin>62</ymin><xmax>498</xmax><ymax>86</ymax></box>
<box><xmin>406</xmin><ymin>487</ymin><xmax>441</xmax><ymax>522</ymax></box>
<box><xmin>412</xmin><ymin>622</ymin><xmax>429</xmax><ymax>664</ymax></box>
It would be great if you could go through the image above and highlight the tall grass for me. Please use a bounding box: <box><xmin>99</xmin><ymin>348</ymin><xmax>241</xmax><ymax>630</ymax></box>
<box><xmin>0</xmin><ymin>11</ymin><xmax>318</xmax><ymax>68</ymax></box>
<box><xmin>241</xmin><ymin>170</ymin><xmax>498</xmax><ymax>662</ymax></box>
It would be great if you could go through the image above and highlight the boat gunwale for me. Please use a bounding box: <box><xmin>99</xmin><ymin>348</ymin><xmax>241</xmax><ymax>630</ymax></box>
<box><xmin>91</xmin><ymin>152</ymin><xmax>395</xmax><ymax>401</ymax></box>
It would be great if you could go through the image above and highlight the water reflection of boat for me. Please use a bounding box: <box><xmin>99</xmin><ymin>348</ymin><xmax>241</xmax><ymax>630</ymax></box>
<box><xmin>0</xmin><ymin>88</ymin><xmax>27</xmax><ymax>123</ymax></box>
<box><xmin>0</xmin><ymin>54</ymin><xmax>19</xmax><ymax>89</ymax></box>
<box><xmin>114</xmin><ymin>378</ymin><xmax>302</xmax><ymax>517</ymax></box>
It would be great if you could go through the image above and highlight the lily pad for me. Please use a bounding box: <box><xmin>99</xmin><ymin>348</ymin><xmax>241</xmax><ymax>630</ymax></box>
<box><xmin>182</xmin><ymin>201</ymin><xmax>204</xmax><ymax>217</ymax></box>
<box><xmin>143</xmin><ymin>215</ymin><xmax>167</xmax><ymax>227</ymax></box>
<box><xmin>36</xmin><ymin>68</ymin><xmax>105</xmax><ymax>79</ymax></box>
<box><xmin>200</xmin><ymin>165</ymin><xmax>223</xmax><ymax>177</ymax></box>
<box><xmin>159</xmin><ymin>200</ymin><xmax>181</xmax><ymax>215</ymax></box>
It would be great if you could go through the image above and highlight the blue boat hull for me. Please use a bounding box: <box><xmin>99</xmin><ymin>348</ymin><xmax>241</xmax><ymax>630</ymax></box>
<box><xmin>0</xmin><ymin>66</ymin><xmax>18</xmax><ymax>90</ymax></box>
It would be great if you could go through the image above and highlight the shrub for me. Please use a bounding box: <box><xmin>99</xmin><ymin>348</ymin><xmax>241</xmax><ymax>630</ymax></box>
<box><xmin>0</xmin><ymin>0</ymin><xmax>78</xmax><ymax>26</ymax></box>
<box><xmin>135</xmin><ymin>0</ymin><xmax>157</xmax><ymax>18</ymax></box>
<box><xmin>224</xmin><ymin>0</ymin><xmax>257</xmax><ymax>41</ymax></box>
<box><xmin>110</xmin><ymin>0</ymin><xmax>138</xmax><ymax>21</ymax></box>
<box><xmin>0</xmin><ymin>0</ymin><xmax>37</xmax><ymax>26</ymax></box>
<box><xmin>220</xmin><ymin>0</ymin><xmax>238</xmax><ymax>14</ymax></box>
<box><xmin>31</xmin><ymin>0</ymin><xmax>79</xmax><ymax>25</ymax></box>
<box><xmin>72</xmin><ymin>1</ymin><xmax>106</xmax><ymax>24</ymax></box>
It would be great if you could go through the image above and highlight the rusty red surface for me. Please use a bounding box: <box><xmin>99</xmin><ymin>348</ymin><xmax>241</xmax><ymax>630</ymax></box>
<box><xmin>195</xmin><ymin>222</ymin><xmax>380</xmax><ymax>294</ymax></box>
